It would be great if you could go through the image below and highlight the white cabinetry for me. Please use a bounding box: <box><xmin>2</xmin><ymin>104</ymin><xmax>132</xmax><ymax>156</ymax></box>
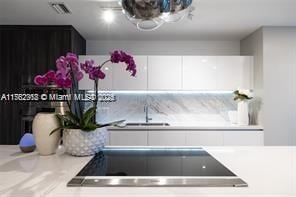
<box><xmin>109</xmin><ymin>131</ymin><xmax>147</xmax><ymax>146</ymax></box>
<box><xmin>186</xmin><ymin>131</ymin><xmax>224</xmax><ymax>146</ymax></box>
<box><xmin>113</xmin><ymin>56</ymin><xmax>147</xmax><ymax>90</ymax></box>
<box><xmin>148</xmin><ymin>131</ymin><xmax>186</xmax><ymax>146</ymax></box>
<box><xmin>148</xmin><ymin>56</ymin><xmax>182</xmax><ymax>90</ymax></box>
<box><xmin>108</xmin><ymin>129</ymin><xmax>264</xmax><ymax>146</ymax></box>
<box><xmin>215</xmin><ymin>56</ymin><xmax>253</xmax><ymax>90</ymax></box>
<box><xmin>223</xmin><ymin>131</ymin><xmax>263</xmax><ymax>146</ymax></box>
<box><xmin>80</xmin><ymin>55</ymin><xmax>253</xmax><ymax>91</ymax></box>
<box><xmin>78</xmin><ymin>55</ymin><xmax>113</xmax><ymax>90</ymax></box>
<box><xmin>182</xmin><ymin>56</ymin><xmax>253</xmax><ymax>90</ymax></box>
<box><xmin>182</xmin><ymin>56</ymin><xmax>217</xmax><ymax>90</ymax></box>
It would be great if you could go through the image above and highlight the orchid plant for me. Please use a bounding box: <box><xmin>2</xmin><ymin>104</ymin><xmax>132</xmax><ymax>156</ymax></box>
<box><xmin>34</xmin><ymin>51</ymin><xmax>137</xmax><ymax>134</ymax></box>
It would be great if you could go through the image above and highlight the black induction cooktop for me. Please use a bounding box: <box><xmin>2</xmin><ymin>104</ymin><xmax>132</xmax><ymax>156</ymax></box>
<box><xmin>68</xmin><ymin>147</ymin><xmax>247</xmax><ymax>187</ymax></box>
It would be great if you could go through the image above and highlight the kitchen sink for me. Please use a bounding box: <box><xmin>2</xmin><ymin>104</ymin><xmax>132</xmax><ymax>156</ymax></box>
<box><xmin>126</xmin><ymin>122</ymin><xmax>170</xmax><ymax>126</ymax></box>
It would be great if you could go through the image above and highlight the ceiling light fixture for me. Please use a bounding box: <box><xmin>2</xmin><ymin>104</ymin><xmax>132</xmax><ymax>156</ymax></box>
<box><xmin>102</xmin><ymin>9</ymin><xmax>115</xmax><ymax>24</ymax></box>
<box><xmin>121</xmin><ymin>0</ymin><xmax>194</xmax><ymax>31</ymax></box>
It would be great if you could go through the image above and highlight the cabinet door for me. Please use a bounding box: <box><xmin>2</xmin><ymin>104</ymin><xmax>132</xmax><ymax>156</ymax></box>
<box><xmin>148</xmin><ymin>56</ymin><xmax>182</xmax><ymax>90</ymax></box>
<box><xmin>78</xmin><ymin>56</ymin><xmax>113</xmax><ymax>90</ymax></box>
<box><xmin>182</xmin><ymin>56</ymin><xmax>217</xmax><ymax>90</ymax></box>
<box><xmin>215</xmin><ymin>56</ymin><xmax>242</xmax><ymax>90</ymax></box>
<box><xmin>215</xmin><ymin>56</ymin><xmax>253</xmax><ymax>90</ymax></box>
<box><xmin>113</xmin><ymin>56</ymin><xmax>147</xmax><ymax>90</ymax></box>
<box><xmin>186</xmin><ymin>131</ymin><xmax>223</xmax><ymax>146</ymax></box>
<box><xmin>109</xmin><ymin>131</ymin><xmax>148</xmax><ymax>146</ymax></box>
<box><xmin>241</xmin><ymin>56</ymin><xmax>254</xmax><ymax>89</ymax></box>
<box><xmin>148</xmin><ymin>131</ymin><xmax>186</xmax><ymax>146</ymax></box>
<box><xmin>223</xmin><ymin>131</ymin><xmax>264</xmax><ymax>146</ymax></box>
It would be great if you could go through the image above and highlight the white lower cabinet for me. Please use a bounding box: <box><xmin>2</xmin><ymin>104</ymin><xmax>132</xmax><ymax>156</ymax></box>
<box><xmin>186</xmin><ymin>131</ymin><xmax>224</xmax><ymax>146</ymax></box>
<box><xmin>148</xmin><ymin>131</ymin><xmax>186</xmax><ymax>146</ymax></box>
<box><xmin>109</xmin><ymin>131</ymin><xmax>148</xmax><ymax>146</ymax></box>
<box><xmin>223</xmin><ymin>131</ymin><xmax>264</xmax><ymax>146</ymax></box>
<box><xmin>108</xmin><ymin>130</ymin><xmax>264</xmax><ymax>146</ymax></box>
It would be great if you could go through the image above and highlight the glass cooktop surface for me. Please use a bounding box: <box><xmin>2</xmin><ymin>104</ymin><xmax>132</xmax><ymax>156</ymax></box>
<box><xmin>68</xmin><ymin>147</ymin><xmax>247</xmax><ymax>187</ymax></box>
<box><xmin>77</xmin><ymin>148</ymin><xmax>235</xmax><ymax>177</ymax></box>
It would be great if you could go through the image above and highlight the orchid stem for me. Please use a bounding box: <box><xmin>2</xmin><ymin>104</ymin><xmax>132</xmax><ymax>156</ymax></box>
<box><xmin>99</xmin><ymin>59</ymin><xmax>111</xmax><ymax>69</ymax></box>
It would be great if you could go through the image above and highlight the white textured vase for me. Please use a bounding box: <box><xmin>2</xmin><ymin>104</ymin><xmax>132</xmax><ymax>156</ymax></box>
<box><xmin>32</xmin><ymin>113</ymin><xmax>61</xmax><ymax>156</ymax></box>
<box><xmin>237</xmin><ymin>101</ymin><xmax>249</xmax><ymax>126</ymax></box>
<box><xmin>63</xmin><ymin>128</ymin><xmax>108</xmax><ymax>156</ymax></box>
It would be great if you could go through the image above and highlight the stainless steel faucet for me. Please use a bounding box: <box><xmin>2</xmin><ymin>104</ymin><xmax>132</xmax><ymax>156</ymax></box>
<box><xmin>144</xmin><ymin>105</ymin><xmax>152</xmax><ymax>123</ymax></box>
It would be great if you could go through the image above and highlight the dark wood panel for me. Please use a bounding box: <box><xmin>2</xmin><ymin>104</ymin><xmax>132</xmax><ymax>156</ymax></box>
<box><xmin>0</xmin><ymin>25</ymin><xmax>86</xmax><ymax>144</ymax></box>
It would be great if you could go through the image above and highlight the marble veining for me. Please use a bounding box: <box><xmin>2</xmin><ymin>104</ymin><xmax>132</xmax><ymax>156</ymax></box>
<box><xmin>92</xmin><ymin>93</ymin><xmax>237</xmax><ymax>125</ymax></box>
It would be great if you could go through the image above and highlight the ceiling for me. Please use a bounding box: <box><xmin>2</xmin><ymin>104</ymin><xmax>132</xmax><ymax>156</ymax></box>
<box><xmin>1</xmin><ymin>0</ymin><xmax>296</xmax><ymax>41</ymax></box>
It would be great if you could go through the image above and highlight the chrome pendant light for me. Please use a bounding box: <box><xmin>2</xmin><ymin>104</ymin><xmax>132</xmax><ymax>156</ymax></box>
<box><xmin>121</xmin><ymin>0</ymin><xmax>193</xmax><ymax>31</ymax></box>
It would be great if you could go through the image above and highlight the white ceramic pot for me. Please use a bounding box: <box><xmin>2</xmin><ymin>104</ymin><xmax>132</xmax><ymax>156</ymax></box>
<box><xmin>32</xmin><ymin>113</ymin><xmax>61</xmax><ymax>156</ymax></box>
<box><xmin>63</xmin><ymin>128</ymin><xmax>108</xmax><ymax>156</ymax></box>
<box><xmin>237</xmin><ymin>101</ymin><xmax>249</xmax><ymax>126</ymax></box>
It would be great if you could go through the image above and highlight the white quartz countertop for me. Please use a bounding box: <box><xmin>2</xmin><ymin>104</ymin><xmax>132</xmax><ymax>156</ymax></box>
<box><xmin>108</xmin><ymin>124</ymin><xmax>263</xmax><ymax>131</ymax></box>
<box><xmin>0</xmin><ymin>145</ymin><xmax>295</xmax><ymax>197</ymax></box>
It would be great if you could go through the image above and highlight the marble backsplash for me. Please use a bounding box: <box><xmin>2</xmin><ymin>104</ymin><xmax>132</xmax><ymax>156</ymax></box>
<box><xmin>93</xmin><ymin>92</ymin><xmax>237</xmax><ymax>125</ymax></box>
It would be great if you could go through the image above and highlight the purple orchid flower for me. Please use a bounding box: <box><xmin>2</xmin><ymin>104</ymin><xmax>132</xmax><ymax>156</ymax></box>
<box><xmin>110</xmin><ymin>50</ymin><xmax>137</xmax><ymax>77</ymax></box>
<box><xmin>34</xmin><ymin>75</ymin><xmax>49</xmax><ymax>86</ymax></box>
<box><xmin>88</xmin><ymin>67</ymin><xmax>106</xmax><ymax>80</ymax></box>
<box><xmin>80</xmin><ymin>60</ymin><xmax>95</xmax><ymax>74</ymax></box>
<box><xmin>34</xmin><ymin>51</ymin><xmax>137</xmax><ymax>123</ymax></box>
<box><xmin>110</xmin><ymin>50</ymin><xmax>121</xmax><ymax>63</ymax></box>
<box><xmin>55</xmin><ymin>73</ymin><xmax>72</xmax><ymax>88</ymax></box>
<box><xmin>34</xmin><ymin>52</ymin><xmax>83</xmax><ymax>88</ymax></box>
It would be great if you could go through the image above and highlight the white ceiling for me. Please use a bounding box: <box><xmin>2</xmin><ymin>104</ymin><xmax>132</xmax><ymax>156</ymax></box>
<box><xmin>1</xmin><ymin>0</ymin><xmax>296</xmax><ymax>41</ymax></box>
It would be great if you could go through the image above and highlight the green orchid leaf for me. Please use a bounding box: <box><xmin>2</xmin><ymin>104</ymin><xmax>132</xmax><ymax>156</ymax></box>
<box><xmin>55</xmin><ymin>114</ymin><xmax>65</xmax><ymax>127</ymax></box>
<box><xmin>82</xmin><ymin>123</ymin><xmax>98</xmax><ymax>131</ymax></box>
<box><xmin>56</xmin><ymin>114</ymin><xmax>73</xmax><ymax>126</ymax></box>
<box><xmin>49</xmin><ymin>127</ymin><xmax>63</xmax><ymax>136</ymax></box>
<box><xmin>96</xmin><ymin>120</ymin><xmax>126</xmax><ymax>128</ymax></box>
<box><xmin>51</xmin><ymin>110</ymin><xmax>125</xmax><ymax>133</ymax></box>
<box><xmin>81</xmin><ymin>107</ymin><xmax>96</xmax><ymax>126</ymax></box>
<box><xmin>65</xmin><ymin>111</ymin><xmax>80</xmax><ymax>125</ymax></box>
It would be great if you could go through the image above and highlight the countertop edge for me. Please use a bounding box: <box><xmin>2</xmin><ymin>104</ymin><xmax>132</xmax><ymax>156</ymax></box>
<box><xmin>107</xmin><ymin>125</ymin><xmax>264</xmax><ymax>131</ymax></box>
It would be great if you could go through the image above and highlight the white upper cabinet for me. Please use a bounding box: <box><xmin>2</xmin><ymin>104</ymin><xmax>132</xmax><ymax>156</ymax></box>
<box><xmin>78</xmin><ymin>55</ymin><xmax>113</xmax><ymax>90</ymax></box>
<box><xmin>148</xmin><ymin>56</ymin><xmax>182</xmax><ymax>90</ymax></box>
<box><xmin>113</xmin><ymin>56</ymin><xmax>148</xmax><ymax>90</ymax></box>
<box><xmin>182</xmin><ymin>56</ymin><xmax>253</xmax><ymax>90</ymax></box>
<box><xmin>79</xmin><ymin>55</ymin><xmax>253</xmax><ymax>91</ymax></box>
<box><xmin>215</xmin><ymin>56</ymin><xmax>253</xmax><ymax>90</ymax></box>
<box><xmin>182</xmin><ymin>56</ymin><xmax>217</xmax><ymax>90</ymax></box>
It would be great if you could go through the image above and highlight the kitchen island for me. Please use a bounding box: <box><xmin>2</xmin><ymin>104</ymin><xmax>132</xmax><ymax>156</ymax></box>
<box><xmin>0</xmin><ymin>145</ymin><xmax>295</xmax><ymax>197</ymax></box>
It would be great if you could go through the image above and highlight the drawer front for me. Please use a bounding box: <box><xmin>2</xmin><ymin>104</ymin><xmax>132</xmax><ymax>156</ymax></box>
<box><xmin>223</xmin><ymin>131</ymin><xmax>264</xmax><ymax>146</ymax></box>
<box><xmin>148</xmin><ymin>131</ymin><xmax>186</xmax><ymax>146</ymax></box>
<box><xmin>186</xmin><ymin>131</ymin><xmax>224</xmax><ymax>146</ymax></box>
<box><xmin>109</xmin><ymin>131</ymin><xmax>148</xmax><ymax>146</ymax></box>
